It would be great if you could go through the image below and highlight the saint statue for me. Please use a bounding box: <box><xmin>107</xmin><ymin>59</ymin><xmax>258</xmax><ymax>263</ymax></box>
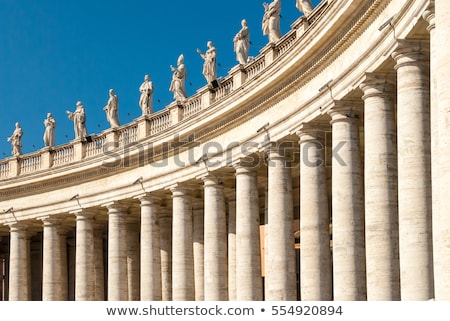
<box><xmin>66</xmin><ymin>101</ymin><xmax>88</xmax><ymax>140</ymax></box>
<box><xmin>43</xmin><ymin>113</ymin><xmax>56</xmax><ymax>147</ymax></box>
<box><xmin>139</xmin><ymin>74</ymin><xmax>154</xmax><ymax>115</ymax></box>
<box><xmin>197</xmin><ymin>41</ymin><xmax>217</xmax><ymax>84</ymax></box>
<box><xmin>7</xmin><ymin>122</ymin><xmax>23</xmax><ymax>156</ymax></box>
<box><xmin>169</xmin><ymin>54</ymin><xmax>187</xmax><ymax>103</ymax></box>
<box><xmin>234</xmin><ymin>19</ymin><xmax>250</xmax><ymax>65</ymax></box>
<box><xmin>296</xmin><ymin>0</ymin><xmax>314</xmax><ymax>17</ymax></box>
<box><xmin>104</xmin><ymin>89</ymin><xmax>120</xmax><ymax>128</ymax></box>
<box><xmin>262</xmin><ymin>0</ymin><xmax>282</xmax><ymax>43</ymax></box>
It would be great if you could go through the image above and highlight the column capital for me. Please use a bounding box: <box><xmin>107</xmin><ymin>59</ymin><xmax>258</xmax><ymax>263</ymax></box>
<box><xmin>296</xmin><ymin>122</ymin><xmax>330</xmax><ymax>143</ymax></box>
<box><xmin>232</xmin><ymin>157</ymin><xmax>260</xmax><ymax>173</ymax></box>
<box><xmin>328</xmin><ymin>100</ymin><xmax>362</xmax><ymax>125</ymax></box>
<box><xmin>7</xmin><ymin>221</ymin><xmax>29</xmax><ymax>232</ymax></box>
<box><xmin>360</xmin><ymin>72</ymin><xmax>396</xmax><ymax>100</ymax></box>
<box><xmin>103</xmin><ymin>201</ymin><xmax>128</xmax><ymax>214</ymax></box>
<box><xmin>70</xmin><ymin>208</ymin><xmax>95</xmax><ymax>220</ymax></box>
<box><xmin>39</xmin><ymin>216</ymin><xmax>62</xmax><ymax>226</ymax></box>
<box><xmin>168</xmin><ymin>183</ymin><xmax>193</xmax><ymax>198</ymax></box>
<box><xmin>422</xmin><ymin>1</ymin><xmax>435</xmax><ymax>32</ymax></box>
<box><xmin>392</xmin><ymin>39</ymin><xmax>430</xmax><ymax>69</ymax></box>
<box><xmin>201</xmin><ymin>175</ymin><xmax>224</xmax><ymax>188</ymax></box>
<box><xmin>134</xmin><ymin>193</ymin><xmax>162</xmax><ymax>206</ymax></box>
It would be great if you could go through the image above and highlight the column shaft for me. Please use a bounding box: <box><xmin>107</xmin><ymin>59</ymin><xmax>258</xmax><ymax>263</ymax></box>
<box><xmin>393</xmin><ymin>41</ymin><xmax>433</xmax><ymax>300</ymax></box>
<box><xmin>203</xmin><ymin>176</ymin><xmax>228</xmax><ymax>301</ymax></box>
<box><xmin>75</xmin><ymin>211</ymin><xmax>95</xmax><ymax>300</ymax></box>
<box><xmin>171</xmin><ymin>187</ymin><xmax>195</xmax><ymax>301</ymax></box>
<box><xmin>8</xmin><ymin>223</ymin><xmax>30</xmax><ymax>300</ymax></box>
<box><xmin>360</xmin><ymin>74</ymin><xmax>400</xmax><ymax>300</ymax></box>
<box><xmin>227</xmin><ymin>196</ymin><xmax>237</xmax><ymax>301</ymax></box>
<box><xmin>193</xmin><ymin>205</ymin><xmax>204</xmax><ymax>301</ymax></box>
<box><xmin>139</xmin><ymin>196</ymin><xmax>162</xmax><ymax>301</ymax></box>
<box><xmin>107</xmin><ymin>204</ymin><xmax>129</xmax><ymax>301</ymax></box>
<box><xmin>160</xmin><ymin>209</ymin><xmax>172</xmax><ymax>301</ymax></box>
<box><xmin>329</xmin><ymin>103</ymin><xmax>366</xmax><ymax>300</ymax></box>
<box><xmin>298</xmin><ymin>126</ymin><xmax>332</xmax><ymax>300</ymax></box>
<box><xmin>265</xmin><ymin>147</ymin><xmax>296</xmax><ymax>300</ymax></box>
<box><xmin>127</xmin><ymin>218</ymin><xmax>140</xmax><ymax>301</ymax></box>
<box><xmin>234</xmin><ymin>163</ymin><xmax>263</xmax><ymax>301</ymax></box>
<box><xmin>42</xmin><ymin>218</ymin><xmax>62</xmax><ymax>301</ymax></box>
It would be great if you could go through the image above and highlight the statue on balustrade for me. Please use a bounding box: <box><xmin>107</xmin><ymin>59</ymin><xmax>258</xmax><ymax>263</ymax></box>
<box><xmin>103</xmin><ymin>88</ymin><xmax>120</xmax><ymax>128</ymax></box>
<box><xmin>197</xmin><ymin>41</ymin><xmax>217</xmax><ymax>85</ymax></box>
<box><xmin>169</xmin><ymin>54</ymin><xmax>187</xmax><ymax>103</ymax></box>
<box><xmin>139</xmin><ymin>74</ymin><xmax>154</xmax><ymax>115</ymax></box>
<box><xmin>7</xmin><ymin>122</ymin><xmax>23</xmax><ymax>156</ymax></box>
<box><xmin>66</xmin><ymin>101</ymin><xmax>88</xmax><ymax>140</ymax></box>
<box><xmin>262</xmin><ymin>0</ymin><xmax>282</xmax><ymax>43</ymax></box>
<box><xmin>296</xmin><ymin>0</ymin><xmax>314</xmax><ymax>17</ymax></box>
<box><xmin>234</xmin><ymin>19</ymin><xmax>250</xmax><ymax>65</ymax></box>
<box><xmin>43</xmin><ymin>113</ymin><xmax>56</xmax><ymax>148</ymax></box>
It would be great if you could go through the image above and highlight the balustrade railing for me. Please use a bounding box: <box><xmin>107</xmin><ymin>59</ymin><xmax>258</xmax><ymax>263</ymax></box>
<box><xmin>52</xmin><ymin>144</ymin><xmax>75</xmax><ymax>167</ymax></box>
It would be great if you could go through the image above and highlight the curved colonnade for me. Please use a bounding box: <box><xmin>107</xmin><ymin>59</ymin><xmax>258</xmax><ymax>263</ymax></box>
<box><xmin>1</xmin><ymin>0</ymin><xmax>450</xmax><ymax>301</ymax></box>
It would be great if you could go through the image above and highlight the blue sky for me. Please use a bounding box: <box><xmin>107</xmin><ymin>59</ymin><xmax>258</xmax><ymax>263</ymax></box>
<box><xmin>0</xmin><ymin>0</ymin><xmax>320</xmax><ymax>157</ymax></box>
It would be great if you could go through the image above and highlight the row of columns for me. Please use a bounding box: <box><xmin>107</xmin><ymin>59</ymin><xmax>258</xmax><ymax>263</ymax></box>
<box><xmin>4</xmin><ymin>11</ymin><xmax>450</xmax><ymax>299</ymax></box>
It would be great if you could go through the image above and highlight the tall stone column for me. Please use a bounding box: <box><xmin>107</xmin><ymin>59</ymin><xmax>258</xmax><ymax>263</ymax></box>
<box><xmin>170</xmin><ymin>186</ymin><xmax>195</xmax><ymax>301</ymax></box>
<box><xmin>127</xmin><ymin>216</ymin><xmax>140</xmax><ymax>301</ymax></box>
<box><xmin>264</xmin><ymin>145</ymin><xmax>296</xmax><ymax>300</ymax></box>
<box><xmin>138</xmin><ymin>195</ymin><xmax>162</xmax><ymax>301</ymax></box>
<box><xmin>328</xmin><ymin>101</ymin><xmax>366</xmax><ymax>300</ymax></box>
<box><xmin>392</xmin><ymin>40</ymin><xmax>433</xmax><ymax>300</ymax></box>
<box><xmin>433</xmin><ymin>0</ymin><xmax>450</xmax><ymax>300</ymax></box>
<box><xmin>30</xmin><ymin>236</ymin><xmax>43</xmax><ymax>301</ymax></box>
<box><xmin>234</xmin><ymin>161</ymin><xmax>263</xmax><ymax>301</ymax></box>
<box><xmin>192</xmin><ymin>201</ymin><xmax>204</xmax><ymax>301</ymax></box>
<box><xmin>160</xmin><ymin>207</ymin><xmax>172</xmax><ymax>301</ymax></box>
<box><xmin>42</xmin><ymin>217</ymin><xmax>62</xmax><ymax>301</ymax></box>
<box><xmin>297</xmin><ymin>124</ymin><xmax>332</xmax><ymax>301</ymax></box>
<box><xmin>202</xmin><ymin>176</ymin><xmax>228</xmax><ymax>301</ymax></box>
<box><xmin>93</xmin><ymin>223</ymin><xmax>105</xmax><ymax>301</ymax></box>
<box><xmin>106</xmin><ymin>203</ymin><xmax>129</xmax><ymax>301</ymax></box>
<box><xmin>360</xmin><ymin>73</ymin><xmax>400</xmax><ymax>300</ymax></box>
<box><xmin>74</xmin><ymin>210</ymin><xmax>95</xmax><ymax>301</ymax></box>
<box><xmin>8</xmin><ymin>222</ymin><xmax>30</xmax><ymax>300</ymax></box>
<box><xmin>59</xmin><ymin>230</ymin><xmax>69</xmax><ymax>301</ymax></box>
<box><xmin>226</xmin><ymin>192</ymin><xmax>237</xmax><ymax>301</ymax></box>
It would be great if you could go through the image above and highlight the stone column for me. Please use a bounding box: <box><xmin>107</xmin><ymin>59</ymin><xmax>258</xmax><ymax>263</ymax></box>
<box><xmin>297</xmin><ymin>124</ymin><xmax>332</xmax><ymax>301</ymax></box>
<box><xmin>234</xmin><ymin>161</ymin><xmax>263</xmax><ymax>301</ymax></box>
<box><xmin>74</xmin><ymin>210</ymin><xmax>95</xmax><ymax>301</ymax></box>
<box><xmin>433</xmin><ymin>0</ymin><xmax>450</xmax><ymax>300</ymax></box>
<box><xmin>202</xmin><ymin>176</ymin><xmax>228</xmax><ymax>301</ymax></box>
<box><xmin>30</xmin><ymin>236</ymin><xmax>43</xmax><ymax>301</ymax></box>
<box><xmin>139</xmin><ymin>195</ymin><xmax>162</xmax><ymax>301</ymax></box>
<box><xmin>360</xmin><ymin>74</ymin><xmax>400</xmax><ymax>300</ymax></box>
<box><xmin>160</xmin><ymin>207</ymin><xmax>172</xmax><ymax>301</ymax></box>
<box><xmin>93</xmin><ymin>223</ymin><xmax>105</xmax><ymax>301</ymax></box>
<box><xmin>264</xmin><ymin>145</ymin><xmax>296</xmax><ymax>300</ymax></box>
<box><xmin>42</xmin><ymin>217</ymin><xmax>62</xmax><ymax>301</ymax></box>
<box><xmin>8</xmin><ymin>222</ymin><xmax>30</xmax><ymax>300</ymax></box>
<box><xmin>329</xmin><ymin>101</ymin><xmax>366</xmax><ymax>300</ymax></box>
<box><xmin>192</xmin><ymin>201</ymin><xmax>205</xmax><ymax>301</ymax></box>
<box><xmin>127</xmin><ymin>216</ymin><xmax>140</xmax><ymax>301</ymax></box>
<box><xmin>170</xmin><ymin>186</ymin><xmax>195</xmax><ymax>301</ymax></box>
<box><xmin>59</xmin><ymin>230</ymin><xmax>69</xmax><ymax>301</ymax></box>
<box><xmin>226</xmin><ymin>192</ymin><xmax>237</xmax><ymax>301</ymax></box>
<box><xmin>106</xmin><ymin>203</ymin><xmax>129</xmax><ymax>301</ymax></box>
<box><xmin>392</xmin><ymin>40</ymin><xmax>433</xmax><ymax>300</ymax></box>
<box><xmin>67</xmin><ymin>235</ymin><xmax>76</xmax><ymax>301</ymax></box>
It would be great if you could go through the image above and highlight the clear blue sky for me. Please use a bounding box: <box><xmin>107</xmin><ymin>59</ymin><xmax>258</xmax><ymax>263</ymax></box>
<box><xmin>0</xmin><ymin>0</ymin><xmax>321</xmax><ymax>157</ymax></box>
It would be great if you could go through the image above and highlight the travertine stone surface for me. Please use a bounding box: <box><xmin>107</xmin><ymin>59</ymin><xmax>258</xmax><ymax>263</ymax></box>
<box><xmin>159</xmin><ymin>208</ymin><xmax>173</xmax><ymax>301</ymax></box>
<box><xmin>234</xmin><ymin>163</ymin><xmax>263</xmax><ymax>301</ymax></box>
<box><xmin>8</xmin><ymin>223</ymin><xmax>29</xmax><ymax>300</ymax></box>
<box><xmin>42</xmin><ymin>217</ymin><xmax>62</xmax><ymax>301</ymax></box>
<box><xmin>74</xmin><ymin>211</ymin><xmax>95</xmax><ymax>301</ymax></box>
<box><xmin>226</xmin><ymin>194</ymin><xmax>237</xmax><ymax>301</ymax></box>
<box><xmin>106</xmin><ymin>203</ymin><xmax>129</xmax><ymax>301</ymax></box>
<box><xmin>192</xmin><ymin>203</ymin><xmax>204</xmax><ymax>301</ymax></box>
<box><xmin>265</xmin><ymin>146</ymin><xmax>296</xmax><ymax>300</ymax></box>
<box><xmin>170</xmin><ymin>186</ymin><xmax>195</xmax><ymax>301</ymax></box>
<box><xmin>360</xmin><ymin>74</ymin><xmax>400</xmax><ymax>301</ymax></box>
<box><xmin>392</xmin><ymin>41</ymin><xmax>433</xmax><ymax>301</ymax></box>
<box><xmin>329</xmin><ymin>102</ymin><xmax>366</xmax><ymax>301</ymax></box>
<box><xmin>139</xmin><ymin>195</ymin><xmax>162</xmax><ymax>301</ymax></box>
<box><xmin>298</xmin><ymin>125</ymin><xmax>332</xmax><ymax>301</ymax></box>
<box><xmin>203</xmin><ymin>176</ymin><xmax>228</xmax><ymax>301</ymax></box>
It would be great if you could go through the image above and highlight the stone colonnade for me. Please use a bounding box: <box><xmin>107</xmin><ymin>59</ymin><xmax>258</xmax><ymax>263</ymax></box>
<box><xmin>2</xmin><ymin>6</ymin><xmax>450</xmax><ymax>301</ymax></box>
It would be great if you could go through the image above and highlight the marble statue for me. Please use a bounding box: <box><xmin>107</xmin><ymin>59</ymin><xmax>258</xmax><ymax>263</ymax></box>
<box><xmin>7</xmin><ymin>122</ymin><xmax>23</xmax><ymax>156</ymax></box>
<box><xmin>43</xmin><ymin>113</ymin><xmax>56</xmax><ymax>148</ymax></box>
<box><xmin>103</xmin><ymin>89</ymin><xmax>120</xmax><ymax>128</ymax></box>
<box><xmin>139</xmin><ymin>74</ymin><xmax>154</xmax><ymax>115</ymax></box>
<box><xmin>296</xmin><ymin>0</ymin><xmax>314</xmax><ymax>16</ymax></box>
<box><xmin>262</xmin><ymin>0</ymin><xmax>282</xmax><ymax>43</ymax></box>
<box><xmin>66</xmin><ymin>101</ymin><xmax>87</xmax><ymax>140</ymax></box>
<box><xmin>234</xmin><ymin>19</ymin><xmax>250</xmax><ymax>65</ymax></box>
<box><xmin>197</xmin><ymin>41</ymin><xmax>217</xmax><ymax>84</ymax></box>
<box><xmin>169</xmin><ymin>54</ymin><xmax>187</xmax><ymax>103</ymax></box>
